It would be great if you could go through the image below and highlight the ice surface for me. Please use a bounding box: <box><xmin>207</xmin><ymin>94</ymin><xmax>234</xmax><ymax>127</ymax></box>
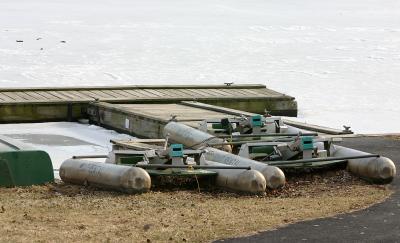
<box><xmin>0</xmin><ymin>122</ymin><xmax>133</xmax><ymax>170</ymax></box>
<box><xmin>0</xmin><ymin>0</ymin><xmax>399</xmax><ymax>133</ymax></box>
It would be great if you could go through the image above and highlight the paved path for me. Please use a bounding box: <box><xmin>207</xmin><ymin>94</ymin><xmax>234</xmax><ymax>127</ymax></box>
<box><xmin>219</xmin><ymin>137</ymin><xmax>399</xmax><ymax>243</ymax></box>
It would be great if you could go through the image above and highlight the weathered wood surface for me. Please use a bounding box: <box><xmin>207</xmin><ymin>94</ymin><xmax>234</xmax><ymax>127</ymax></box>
<box><xmin>0</xmin><ymin>84</ymin><xmax>292</xmax><ymax>103</ymax></box>
<box><xmin>88</xmin><ymin>102</ymin><xmax>249</xmax><ymax>138</ymax></box>
<box><xmin>111</xmin><ymin>139</ymin><xmax>166</xmax><ymax>150</ymax></box>
<box><xmin>0</xmin><ymin>84</ymin><xmax>297</xmax><ymax>122</ymax></box>
<box><xmin>283</xmin><ymin>119</ymin><xmax>353</xmax><ymax>135</ymax></box>
<box><xmin>116</xmin><ymin>103</ymin><xmax>240</xmax><ymax>122</ymax></box>
<box><xmin>88</xmin><ymin>101</ymin><xmax>351</xmax><ymax>138</ymax></box>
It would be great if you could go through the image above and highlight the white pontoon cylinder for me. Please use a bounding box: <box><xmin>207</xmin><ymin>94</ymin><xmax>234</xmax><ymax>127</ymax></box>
<box><xmin>164</xmin><ymin>121</ymin><xmax>232</xmax><ymax>152</ymax></box>
<box><xmin>205</xmin><ymin>147</ymin><xmax>285</xmax><ymax>189</ymax></box>
<box><xmin>60</xmin><ymin>159</ymin><xmax>151</xmax><ymax>193</ymax></box>
<box><xmin>332</xmin><ymin>145</ymin><xmax>396</xmax><ymax>183</ymax></box>
<box><xmin>164</xmin><ymin>122</ymin><xmax>285</xmax><ymax>189</ymax></box>
<box><xmin>202</xmin><ymin>160</ymin><xmax>266</xmax><ymax>193</ymax></box>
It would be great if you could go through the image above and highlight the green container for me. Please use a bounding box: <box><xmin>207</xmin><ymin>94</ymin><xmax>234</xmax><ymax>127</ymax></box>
<box><xmin>0</xmin><ymin>135</ymin><xmax>54</xmax><ymax>187</ymax></box>
<box><xmin>0</xmin><ymin>150</ymin><xmax>54</xmax><ymax>187</ymax></box>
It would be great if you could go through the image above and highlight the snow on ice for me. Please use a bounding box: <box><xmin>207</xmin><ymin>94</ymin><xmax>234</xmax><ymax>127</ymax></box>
<box><xmin>0</xmin><ymin>0</ymin><xmax>399</xmax><ymax>166</ymax></box>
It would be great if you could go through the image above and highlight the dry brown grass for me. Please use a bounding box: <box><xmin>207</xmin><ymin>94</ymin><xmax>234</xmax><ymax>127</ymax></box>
<box><xmin>385</xmin><ymin>135</ymin><xmax>400</xmax><ymax>140</ymax></box>
<box><xmin>0</xmin><ymin>170</ymin><xmax>393</xmax><ymax>243</ymax></box>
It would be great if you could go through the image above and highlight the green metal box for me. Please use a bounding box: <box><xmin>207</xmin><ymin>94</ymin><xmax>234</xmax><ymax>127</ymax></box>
<box><xmin>301</xmin><ymin>136</ymin><xmax>314</xmax><ymax>150</ymax></box>
<box><xmin>169</xmin><ymin>144</ymin><xmax>184</xmax><ymax>158</ymax></box>
<box><xmin>0</xmin><ymin>150</ymin><xmax>54</xmax><ymax>187</ymax></box>
<box><xmin>251</xmin><ymin>115</ymin><xmax>263</xmax><ymax>127</ymax></box>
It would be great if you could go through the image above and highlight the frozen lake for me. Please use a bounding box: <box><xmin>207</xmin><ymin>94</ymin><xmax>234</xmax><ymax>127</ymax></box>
<box><xmin>1</xmin><ymin>0</ymin><xmax>399</xmax><ymax>133</ymax></box>
<box><xmin>0</xmin><ymin>122</ymin><xmax>133</xmax><ymax>171</ymax></box>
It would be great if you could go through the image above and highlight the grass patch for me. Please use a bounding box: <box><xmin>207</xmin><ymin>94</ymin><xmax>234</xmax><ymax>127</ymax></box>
<box><xmin>0</xmin><ymin>170</ymin><xmax>393</xmax><ymax>242</ymax></box>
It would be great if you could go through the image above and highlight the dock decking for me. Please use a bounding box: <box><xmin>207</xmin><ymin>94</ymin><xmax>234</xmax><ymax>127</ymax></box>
<box><xmin>0</xmin><ymin>84</ymin><xmax>297</xmax><ymax>123</ymax></box>
<box><xmin>87</xmin><ymin>101</ymin><xmax>352</xmax><ymax>138</ymax></box>
<box><xmin>87</xmin><ymin>101</ymin><xmax>256</xmax><ymax>138</ymax></box>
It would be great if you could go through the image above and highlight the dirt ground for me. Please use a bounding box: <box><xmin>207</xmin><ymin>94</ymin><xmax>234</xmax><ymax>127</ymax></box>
<box><xmin>0</xmin><ymin>169</ymin><xmax>392</xmax><ymax>243</ymax></box>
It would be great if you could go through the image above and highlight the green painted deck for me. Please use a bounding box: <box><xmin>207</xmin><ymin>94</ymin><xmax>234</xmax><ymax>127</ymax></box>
<box><xmin>0</xmin><ymin>84</ymin><xmax>297</xmax><ymax>123</ymax></box>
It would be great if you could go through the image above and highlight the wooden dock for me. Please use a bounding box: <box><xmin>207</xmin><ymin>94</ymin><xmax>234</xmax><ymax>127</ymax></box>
<box><xmin>0</xmin><ymin>84</ymin><xmax>297</xmax><ymax>123</ymax></box>
<box><xmin>87</xmin><ymin>101</ymin><xmax>352</xmax><ymax>139</ymax></box>
<box><xmin>87</xmin><ymin>101</ymin><xmax>256</xmax><ymax>138</ymax></box>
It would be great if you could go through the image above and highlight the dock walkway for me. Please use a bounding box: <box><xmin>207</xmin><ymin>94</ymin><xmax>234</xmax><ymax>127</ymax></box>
<box><xmin>0</xmin><ymin>84</ymin><xmax>297</xmax><ymax>123</ymax></box>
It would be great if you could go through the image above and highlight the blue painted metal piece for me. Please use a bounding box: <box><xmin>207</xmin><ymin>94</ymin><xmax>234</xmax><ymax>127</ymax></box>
<box><xmin>169</xmin><ymin>144</ymin><xmax>184</xmax><ymax>158</ymax></box>
<box><xmin>251</xmin><ymin>115</ymin><xmax>263</xmax><ymax>127</ymax></box>
<box><xmin>301</xmin><ymin>136</ymin><xmax>314</xmax><ymax>150</ymax></box>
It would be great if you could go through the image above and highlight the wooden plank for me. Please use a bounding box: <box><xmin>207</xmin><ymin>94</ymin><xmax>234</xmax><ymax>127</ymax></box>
<box><xmin>142</xmin><ymin>89</ymin><xmax>166</xmax><ymax>97</ymax></box>
<box><xmin>172</xmin><ymin>89</ymin><xmax>195</xmax><ymax>97</ymax></box>
<box><xmin>0</xmin><ymin>93</ymin><xmax>16</xmax><ymax>101</ymax></box>
<box><xmin>150</xmin><ymin>89</ymin><xmax>173</xmax><ymax>97</ymax></box>
<box><xmin>0</xmin><ymin>99</ymin><xmax>87</xmax><ymax>105</ymax></box>
<box><xmin>35</xmin><ymin>91</ymin><xmax>54</xmax><ymax>100</ymax></box>
<box><xmin>215</xmin><ymin>88</ymin><xmax>244</xmax><ymax>97</ymax></box>
<box><xmin>114</xmin><ymin>142</ymin><xmax>163</xmax><ymax>150</ymax></box>
<box><xmin>185</xmin><ymin>89</ymin><xmax>209</xmax><ymax>97</ymax></box>
<box><xmin>159</xmin><ymin>89</ymin><xmax>190</xmax><ymax>98</ymax></box>
<box><xmin>184</xmin><ymin>89</ymin><xmax>206</xmax><ymax>97</ymax></box>
<box><xmin>2</xmin><ymin>92</ymin><xmax>27</xmax><ymax>101</ymax></box>
<box><xmin>226</xmin><ymin>88</ymin><xmax>256</xmax><ymax>97</ymax></box>
<box><xmin>21</xmin><ymin>91</ymin><xmax>46</xmax><ymax>101</ymax></box>
<box><xmin>235</xmin><ymin>89</ymin><xmax>260</xmax><ymax>96</ymax></box>
<box><xmin>107</xmin><ymin>90</ymin><xmax>127</xmax><ymax>98</ymax></box>
<box><xmin>95</xmin><ymin>90</ymin><xmax>119</xmax><ymax>98</ymax></box>
<box><xmin>181</xmin><ymin>101</ymin><xmax>254</xmax><ymax>116</ymax></box>
<box><xmin>98</xmin><ymin>90</ymin><xmax>120</xmax><ymax>98</ymax></box>
<box><xmin>117</xmin><ymin>103</ymin><xmax>234</xmax><ymax>121</ymax></box>
<box><xmin>67</xmin><ymin>90</ymin><xmax>93</xmax><ymax>99</ymax></box>
<box><xmin>12</xmin><ymin>92</ymin><xmax>33</xmax><ymax>101</ymax></box>
<box><xmin>111</xmin><ymin>89</ymin><xmax>135</xmax><ymax>98</ymax></box>
<box><xmin>111</xmin><ymin>139</ymin><xmax>166</xmax><ymax>150</ymax></box>
<box><xmin>56</xmin><ymin>91</ymin><xmax>82</xmax><ymax>100</ymax></box>
<box><xmin>14</xmin><ymin>92</ymin><xmax>36</xmax><ymax>101</ymax></box>
<box><xmin>81</xmin><ymin>90</ymin><xmax>109</xmax><ymax>99</ymax></box>
<box><xmin>21</xmin><ymin>91</ymin><xmax>47</xmax><ymax>100</ymax></box>
<box><xmin>39</xmin><ymin>91</ymin><xmax>66</xmax><ymax>100</ymax></box>
<box><xmin>77</xmin><ymin>90</ymin><xmax>102</xmax><ymax>99</ymax></box>
<box><xmin>283</xmin><ymin>119</ymin><xmax>353</xmax><ymax>135</ymax></box>
<box><xmin>1</xmin><ymin>92</ymin><xmax>20</xmax><ymax>101</ymax></box>
<box><xmin>207</xmin><ymin>89</ymin><xmax>233</xmax><ymax>97</ymax></box>
<box><xmin>134</xmin><ymin>89</ymin><xmax>158</xmax><ymax>98</ymax></box>
<box><xmin>44</xmin><ymin>91</ymin><xmax>71</xmax><ymax>100</ymax></box>
<box><xmin>255</xmin><ymin>88</ymin><xmax>284</xmax><ymax>97</ymax></box>
<box><xmin>69</xmin><ymin>90</ymin><xmax>91</xmax><ymax>99</ymax></box>
<box><xmin>238</xmin><ymin>89</ymin><xmax>259</xmax><ymax>96</ymax></box>
<box><xmin>0</xmin><ymin>84</ymin><xmax>266</xmax><ymax>92</ymax></box>
<box><xmin>186</xmin><ymin>89</ymin><xmax>214</xmax><ymax>97</ymax></box>
<box><xmin>123</xmin><ymin>89</ymin><xmax>148</xmax><ymax>98</ymax></box>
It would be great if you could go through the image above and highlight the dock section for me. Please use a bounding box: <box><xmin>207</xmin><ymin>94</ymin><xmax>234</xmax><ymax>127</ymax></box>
<box><xmin>87</xmin><ymin>101</ymin><xmax>353</xmax><ymax>138</ymax></box>
<box><xmin>87</xmin><ymin>101</ymin><xmax>251</xmax><ymax>138</ymax></box>
<box><xmin>0</xmin><ymin>84</ymin><xmax>297</xmax><ymax>123</ymax></box>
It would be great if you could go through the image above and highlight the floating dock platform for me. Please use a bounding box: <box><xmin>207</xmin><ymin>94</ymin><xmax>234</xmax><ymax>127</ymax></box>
<box><xmin>87</xmin><ymin>101</ymin><xmax>257</xmax><ymax>138</ymax></box>
<box><xmin>0</xmin><ymin>84</ymin><xmax>297</xmax><ymax>123</ymax></box>
<box><xmin>87</xmin><ymin>100</ymin><xmax>352</xmax><ymax>138</ymax></box>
